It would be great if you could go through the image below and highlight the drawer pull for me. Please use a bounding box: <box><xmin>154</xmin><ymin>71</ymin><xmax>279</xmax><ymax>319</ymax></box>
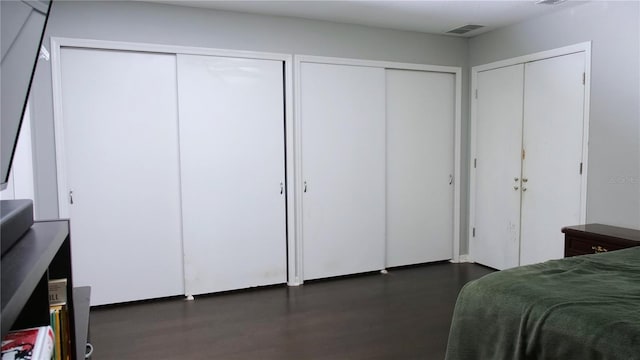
<box><xmin>591</xmin><ymin>245</ymin><xmax>608</xmax><ymax>253</ymax></box>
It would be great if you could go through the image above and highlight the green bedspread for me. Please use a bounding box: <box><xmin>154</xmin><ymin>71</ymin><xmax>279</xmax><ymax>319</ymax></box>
<box><xmin>445</xmin><ymin>247</ymin><xmax>640</xmax><ymax>360</ymax></box>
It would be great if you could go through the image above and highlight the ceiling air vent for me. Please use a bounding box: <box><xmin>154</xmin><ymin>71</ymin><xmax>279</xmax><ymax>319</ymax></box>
<box><xmin>536</xmin><ymin>0</ymin><xmax>567</xmax><ymax>4</ymax></box>
<box><xmin>446</xmin><ymin>24</ymin><xmax>484</xmax><ymax>35</ymax></box>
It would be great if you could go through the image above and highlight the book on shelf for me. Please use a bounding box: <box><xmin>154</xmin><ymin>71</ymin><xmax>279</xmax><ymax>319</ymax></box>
<box><xmin>48</xmin><ymin>279</ymin><xmax>70</xmax><ymax>360</ymax></box>
<box><xmin>48</xmin><ymin>279</ymin><xmax>67</xmax><ymax>306</ymax></box>
<box><xmin>1</xmin><ymin>326</ymin><xmax>54</xmax><ymax>360</ymax></box>
<box><xmin>49</xmin><ymin>310</ymin><xmax>57</xmax><ymax>360</ymax></box>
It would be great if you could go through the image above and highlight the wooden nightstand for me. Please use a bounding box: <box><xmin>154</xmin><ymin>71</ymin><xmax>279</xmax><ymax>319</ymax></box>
<box><xmin>562</xmin><ymin>224</ymin><xmax>640</xmax><ymax>258</ymax></box>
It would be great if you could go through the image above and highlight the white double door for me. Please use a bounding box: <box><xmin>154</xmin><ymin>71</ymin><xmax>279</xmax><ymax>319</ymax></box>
<box><xmin>300</xmin><ymin>63</ymin><xmax>454</xmax><ymax>280</ymax></box>
<box><xmin>473</xmin><ymin>52</ymin><xmax>586</xmax><ymax>270</ymax></box>
<box><xmin>59</xmin><ymin>48</ymin><xmax>286</xmax><ymax>304</ymax></box>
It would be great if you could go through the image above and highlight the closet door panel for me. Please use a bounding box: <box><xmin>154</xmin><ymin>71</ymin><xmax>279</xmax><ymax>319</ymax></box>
<box><xmin>473</xmin><ymin>64</ymin><xmax>524</xmax><ymax>270</ymax></box>
<box><xmin>520</xmin><ymin>52</ymin><xmax>585</xmax><ymax>265</ymax></box>
<box><xmin>177</xmin><ymin>55</ymin><xmax>287</xmax><ymax>295</ymax></box>
<box><xmin>386</xmin><ymin>69</ymin><xmax>455</xmax><ymax>267</ymax></box>
<box><xmin>60</xmin><ymin>48</ymin><xmax>184</xmax><ymax>305</ymax></box>
<box><xmin>301</xmin><ymin>63</ymin><xmax>386</xmax><ymax>280</ymax></box>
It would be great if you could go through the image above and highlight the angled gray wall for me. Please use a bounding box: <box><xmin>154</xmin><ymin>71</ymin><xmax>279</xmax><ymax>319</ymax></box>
<box><xmin>469</xmin><ymin>1</ymin><xmax>640</xmax><ymax>229</ymax></box>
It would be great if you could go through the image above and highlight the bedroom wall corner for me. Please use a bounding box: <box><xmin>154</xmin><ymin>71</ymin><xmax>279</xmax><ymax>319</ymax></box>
<box><xmin>468</xmin><ymin>1</ymin><xmax>640</xmax><ymax>231</ymax></box>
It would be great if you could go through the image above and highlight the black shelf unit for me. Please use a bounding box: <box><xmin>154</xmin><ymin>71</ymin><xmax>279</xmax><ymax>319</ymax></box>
<box><xmin>1</xmin><ymin>220</ymin><xmax>90</xmax><ymax>359</ymax></box>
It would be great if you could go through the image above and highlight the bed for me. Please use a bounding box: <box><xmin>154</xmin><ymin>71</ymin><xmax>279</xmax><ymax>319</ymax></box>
<box><xmin>445</xmin><ymin>247</ymin><xmax>640</xmax><ymax>360</ymax></box>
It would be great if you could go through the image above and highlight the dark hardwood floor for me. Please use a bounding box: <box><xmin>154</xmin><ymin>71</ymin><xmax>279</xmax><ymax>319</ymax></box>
<box><xmin>89</xmin><ymin>263</ymin><xmax>493</xmax><ymax>359</ymax></box>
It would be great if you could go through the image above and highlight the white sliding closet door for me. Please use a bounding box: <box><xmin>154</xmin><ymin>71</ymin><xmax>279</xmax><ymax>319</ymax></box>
<box><xmin>301</xmin><ymin>63</ymin><xmax>385</xmax><ymax>280</ymax></box>
<box><xmin>59</xmin><ymin>48</ymin><xmax>184</xmax><ymax>305</ymax></box>
<box><xmin>386</xmin><ymin>70</ymin><xmax>455</xmax><ymax>267</ymax></box>
<box><xmin>178</xmin><ymin>55</ymin><xmax>286</xmax><ymax>295</ymax></box>
<box><xmin>520</xmin><ymin>52</ymin><xmax>585</xmax><ymax>265</ymax></box>
<box><xmin>472</xmin><ymin>64</ymin><xmax>524</xmax><ymax>270</ymax></box>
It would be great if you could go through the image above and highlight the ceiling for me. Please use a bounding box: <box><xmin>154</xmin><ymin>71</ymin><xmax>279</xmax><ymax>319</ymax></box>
<box><xmin>143</xmin><ymin>0</ymin><xmax>587</xmax><ymax>37</ymax></box>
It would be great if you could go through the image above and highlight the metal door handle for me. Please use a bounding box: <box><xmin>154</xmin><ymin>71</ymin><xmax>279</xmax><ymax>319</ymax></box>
<box><xmin>280</xmin><ymin>182</ymin><xmax>283</xmax><ymax>194</ymax></box>
<box><xmin>304</xmin><ymin>181</ymin><xmax>307</xmax><ymax>193</ymax></box>
<box><xmin>592</xmin><ymin>245</ymin><xmax>608</xmax><ymax>253</ymax></box>
<box><xmin>449</xmin><ymin>174</ymin><xmax>453</xmax><ymax>185</ymax></box>
<box><xmin>69</xmin><ymin>191</ymin><xmax>74</xmax><ymax>205</ymax></box>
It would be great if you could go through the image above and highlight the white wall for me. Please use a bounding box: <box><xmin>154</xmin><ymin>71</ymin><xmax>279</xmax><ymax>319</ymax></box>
<box><xmin>1</xmin><ymin>102</ymin><xmax>35</xmax><ymax>207</ymax></box>
<box><xmin>469</xmin><ymin>1</ymin><xmax>640</xmax><ymax>229</ymax></box>
<box><xmin>31</xmin><ymin>0</ymin><xmax>473</xmax><ymax>248</ymax></box>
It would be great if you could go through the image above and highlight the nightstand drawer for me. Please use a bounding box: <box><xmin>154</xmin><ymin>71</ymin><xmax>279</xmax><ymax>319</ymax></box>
<box><xmin>562</xmin><ymin>224</ymin><xmax>640</xmax><ymax>258</ymax></box>
<box><xmin>565</xmin><ymin>236</ymin><xmax>628</xmax><ymax>255</ymax></box>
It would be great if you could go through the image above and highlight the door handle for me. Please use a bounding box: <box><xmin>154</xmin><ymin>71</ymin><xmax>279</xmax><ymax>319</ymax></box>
<box><xmin>69</xmin><ymin>190</ymin><xmax>74</xmax><ymax>205</ymax></box>
<box><xmin>449</xmin><ymin>174</ymin><xmax>453</xmax><ymax>185</ymax></box>
<box><xmin>280</xmin><ymin>182</ymin><xmax>283</xmax><ymax>194</ymax></box>
<box><xmin>304</xmin><ymin>181</ymin><xmax>308</xmax><ymax>193</ymax></box>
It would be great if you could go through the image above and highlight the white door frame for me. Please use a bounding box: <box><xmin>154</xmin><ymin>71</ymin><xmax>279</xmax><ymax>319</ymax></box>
<box><xmin>50</xmin><ymin>37</ymin><xmax>298</xmax><ymax>285</ymax></box>
<box><xmin>293</xmin><ymin>55</ymin><xmax>463</xmax><ymax>283</ymax></box>
<box><xmin>469</xmin><ymin>42</ymin><xmax>591</xmax><ymax>262</ymax></box>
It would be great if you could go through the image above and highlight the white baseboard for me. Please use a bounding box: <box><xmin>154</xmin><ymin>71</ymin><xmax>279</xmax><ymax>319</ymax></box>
<box><xmin>450</xmin><ymin>254</ymin><xmax>473</xmax><ymax>263</ymax></box>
